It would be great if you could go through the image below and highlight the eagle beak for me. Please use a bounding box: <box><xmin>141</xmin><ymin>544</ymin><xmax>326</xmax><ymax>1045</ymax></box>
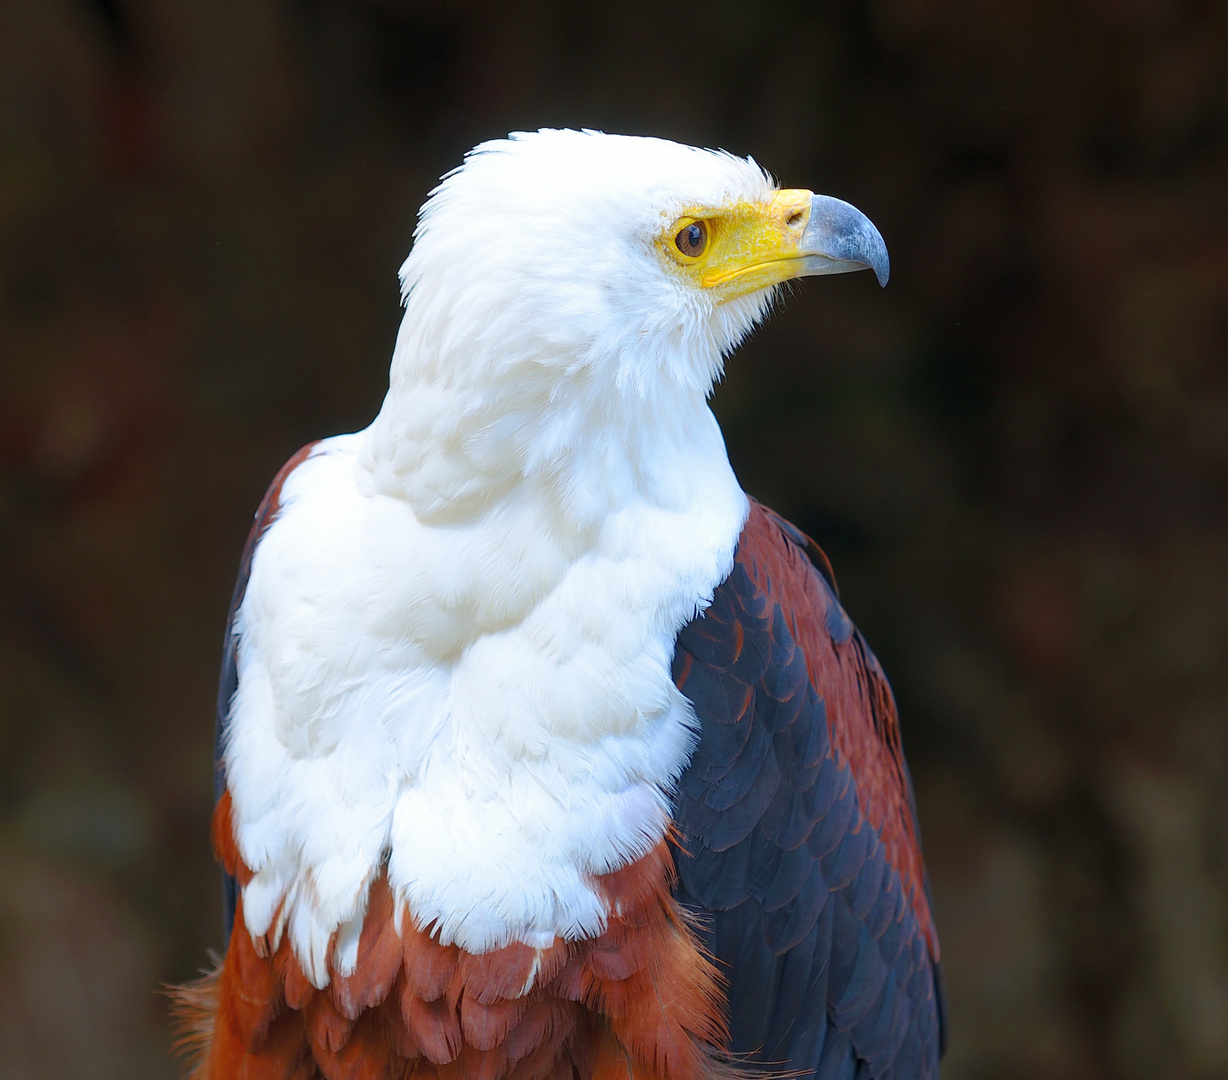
<box><xmin>691</xmin><ymin>189</ymin><xmax>890</xmax><ymax>299</ymax></box>
<box><xmin>795</xmin><ymin>193</ymin><xmax>890</xmax><ymax>287</ymax></box>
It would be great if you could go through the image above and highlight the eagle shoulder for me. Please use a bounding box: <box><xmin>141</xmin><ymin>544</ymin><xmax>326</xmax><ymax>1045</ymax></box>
<box><xmin>214</xmin><ymin>440</ymin><xmax>321</xmax><ymax>942</ymax></box>
<box><xmin>671</xmin><ymin>498</ymin><xmax>945</xmax><ymax>1079</ymax></box>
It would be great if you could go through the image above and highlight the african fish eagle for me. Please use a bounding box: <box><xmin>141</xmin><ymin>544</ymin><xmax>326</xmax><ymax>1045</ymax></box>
<box><xmin>176</xmin><ymin>129</ymin><xmax>945</xmax><ymax>1080</ymax></box>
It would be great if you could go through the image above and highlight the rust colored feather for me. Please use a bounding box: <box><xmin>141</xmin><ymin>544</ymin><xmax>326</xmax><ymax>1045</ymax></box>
<box><xmin>455</xmin><ymin>1041</ymin><xmax>511</xmax><ymax>1080</ymax></box>
<box><xmin>458</xmin><ymin>939</ymin><xmax>567</xmax><ymax>1004</ymax></box>
<box><xmin>460</xmin><ymin>995</ymin><xmax>529</xmax><ymax>1052</ymax></box>
<box><xmin>587</xmin><ymin>845</ymin><xmax>729</xmax><ymax>1080</ymax></box>
<box><xmin>205</xmin><ymin>957</ymin><xmax>309</xmax><ymax>1080</ymax></box>
<box><xmin>307</xmin><ymin>991</ymin><xmax>357</xmax><ymax>1056</ymax></box>
<box><xmin>502</xmin><ymin>999</ymin><xmax>579</xmax><ymax>1064</ymax></box>
<box><xmin>401</xmin><ymin>987</ymin><xmax>464</xmax><ymax>1065</ymax></box>
<box><xmin>311</xmin><ymin>1008</ymin><xmax>398</xmax><ymax>1080</ymax></box>
<box><xmin>593</xmin><ymin>842</ymin><xmax>674</xmax><ymax>916</ymax></box>
<box><xmin>168</xmin><ymin>960</ymin><xmax>221</xmax><ymax>1079</ymax></box>
<box><xmin>505</xmin><ymin>1035</ymin><xmax>571</xmax><ymax>1080</ymax></box>
<box><xmin>332</xmin><ymin>876</ymin><xmax>404</xmax><ymax>1020</ymax></box>
<box><xmin>582</xmin><ymin>943</ymin><xmax>643</xmax><ymax>984</ymax></box>
<box><xmin>211</xmin><ymin>791</ymin><xmax>252</xmax><ymax>888</ymax></box>
<box><xmin>605</xmin><ymin>937</ymin><xmax>719</xmax><ymax>1079</ymax></box>
<box><xmin>587</xmin><ymin>1020</ymin><xmax>638</xmax><ymax>1080</ymax></box>
<box><xmin>281</xmin><ymin>951</ymin><xmax>315</xmax><ymax>1012</ymax></box>
<box><xmin>385</xmin><ymin>974</ymin><xmax>422</xmax><ymax>1062</ymax></box>
<box><xmin>250</xmin><ymin>1011</ymin><xmax>316</xmax><ymax>1080</ymax></box>
<box><xmin>223</xmin><ymin>897</ymin><xmax>282</xmax><ymax>1050</ymax></box>
<box><xmin>402</xmin><ymin>924</ymin><xmax>458</xmax><ymax>1003</ymax></box>
<box><xmin>579</xmin><ymin>920</ymin><xmax>659</xmax><ymax>985</ymax></box>
<box><xmin>249</xmin><ymin>442</ymin><xmax>321</xmax><ymax>551</ymax></box>
<box><xmin>180</xmin><ymin>807</ymin><xmax>736</xmax><ymax>1080</ymax></box>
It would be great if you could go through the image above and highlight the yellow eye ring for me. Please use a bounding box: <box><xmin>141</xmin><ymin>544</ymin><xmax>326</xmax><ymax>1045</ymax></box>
<box><xmin>675</xmin><ymin>219</ymin><xmax>709</xmax><ymax>258</ymax></box>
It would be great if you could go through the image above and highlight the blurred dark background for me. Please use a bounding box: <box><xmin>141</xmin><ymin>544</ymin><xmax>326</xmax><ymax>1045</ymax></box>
<box><xmin>1</xmin><ymin>0</ymin><xmax>1226</xmax><ymax>1076</ymax></box>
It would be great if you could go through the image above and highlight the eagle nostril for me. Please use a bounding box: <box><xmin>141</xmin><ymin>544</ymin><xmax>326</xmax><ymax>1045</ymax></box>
<box><xmin>786</xmin><ymin>211</ymin><xmax>804</xmax><ymax>227</ymax></box>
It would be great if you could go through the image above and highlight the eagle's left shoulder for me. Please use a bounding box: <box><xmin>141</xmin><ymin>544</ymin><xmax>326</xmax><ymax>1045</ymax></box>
<box><xmin>670</xmin><ymin>498</ymin><xmax>946</xmax><ymax>1080</ymax></box>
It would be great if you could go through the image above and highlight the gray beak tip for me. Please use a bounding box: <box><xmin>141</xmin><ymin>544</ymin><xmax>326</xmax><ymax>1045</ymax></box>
<box><xmin>802</xmin><ymin>194</ymin><xmax>891</xmax><ymax>290</ymax></box>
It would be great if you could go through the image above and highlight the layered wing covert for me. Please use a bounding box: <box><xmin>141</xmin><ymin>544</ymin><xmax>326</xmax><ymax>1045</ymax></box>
<box><xmin>671</xmin><ymin>499</ymin><xmax>945</xmax><ymax>1080</ymax></box>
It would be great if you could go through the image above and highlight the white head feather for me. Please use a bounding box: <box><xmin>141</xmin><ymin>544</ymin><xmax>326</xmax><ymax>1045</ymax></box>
<box><xmin>362</xmin><ymin>129</ymin><xmax>777</xmax><ymax>521</ymax></box>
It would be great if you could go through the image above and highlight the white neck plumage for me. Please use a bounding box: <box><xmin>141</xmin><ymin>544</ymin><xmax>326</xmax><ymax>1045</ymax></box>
<box><xmin>361</xmin><ymin>290</ymin><xmax>733</xmax><ymax>528</ymax></box>
<box><xmin>230</xmin><ymin>293</ymin><xmax>748</xmax><ymax>985</ymax></box>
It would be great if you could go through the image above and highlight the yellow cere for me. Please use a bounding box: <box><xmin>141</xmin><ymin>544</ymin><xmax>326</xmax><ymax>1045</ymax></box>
<box><xmin>658</xmin><ymin>189</ymin><xmax>815</xmax><ymax>303</ymax></box>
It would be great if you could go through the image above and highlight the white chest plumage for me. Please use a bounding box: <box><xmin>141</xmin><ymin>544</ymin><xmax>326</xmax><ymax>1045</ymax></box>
<box><xmin>224</xmin><ymin>422</ymin><xmax>747</xmax><ymax>988</ymax></box>
<box><xmin>219</xmin><ymin>129</ymin><xmax>795</xmax><ymax>990</ymax></box>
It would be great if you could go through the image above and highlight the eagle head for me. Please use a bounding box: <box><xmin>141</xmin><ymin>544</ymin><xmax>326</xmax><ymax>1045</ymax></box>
<box><xmin>364</xmin><ymin>129</ymin><xmax>888</xmax><ymax>518</ymax></box>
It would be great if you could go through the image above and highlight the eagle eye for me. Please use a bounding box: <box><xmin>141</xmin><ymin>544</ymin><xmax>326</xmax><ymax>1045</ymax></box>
<box><xmin>675</xmin><ymin>220</ymin><xmax>709</xmax><ymax>258</ymax></box>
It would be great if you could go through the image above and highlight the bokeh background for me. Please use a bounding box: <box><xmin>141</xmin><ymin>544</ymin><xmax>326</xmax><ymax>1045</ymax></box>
<box><xmin>2</xmin><ymin>0</ymin><xmax>1227</xmax><ymax>1076</ymax></box>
